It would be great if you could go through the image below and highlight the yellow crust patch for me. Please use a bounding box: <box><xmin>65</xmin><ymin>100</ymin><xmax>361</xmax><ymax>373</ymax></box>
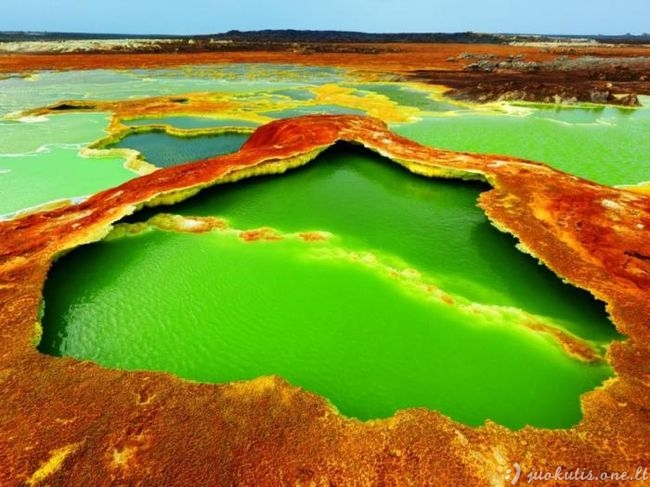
<box><xmin>27</xmin><ymin>442</ymin><xmax>82</xmax><ymax>486</ymax></box>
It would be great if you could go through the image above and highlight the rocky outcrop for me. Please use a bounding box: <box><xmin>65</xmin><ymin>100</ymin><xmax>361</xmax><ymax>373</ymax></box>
<box><xmin>412</xmin><ymin>53</ymin><xmax>650</xmax><ymax>106</ymax></box>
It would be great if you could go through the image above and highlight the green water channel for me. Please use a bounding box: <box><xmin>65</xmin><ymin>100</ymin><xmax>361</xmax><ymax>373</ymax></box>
<box><xmin>40</xmin><ymin>145</ymin><xmax>616</xmax><ymax>428</ymax></box>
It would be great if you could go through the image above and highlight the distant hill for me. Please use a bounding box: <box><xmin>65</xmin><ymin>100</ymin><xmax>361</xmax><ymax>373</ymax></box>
<box><xmin>1</xmin><ymin>30</ymin><xmax>649</xmax><ymax>45</ymax></box>
<box><xmin>207</xmin><ymin>30</ymin><xmax>504</xmax><ymax>44</ymax></box>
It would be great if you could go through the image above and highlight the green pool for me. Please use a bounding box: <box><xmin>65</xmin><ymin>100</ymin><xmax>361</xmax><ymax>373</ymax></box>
<box><xmin>39</xmin><ymin>145</ymin><xmax>615</xmax><ymax>429</ymax></box>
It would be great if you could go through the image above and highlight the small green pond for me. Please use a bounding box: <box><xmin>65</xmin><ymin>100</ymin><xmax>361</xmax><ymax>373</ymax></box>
<box><xmin>107</xmin><ymin>131</ymin><xmax>249</xmax><ymax>168</ymax></box>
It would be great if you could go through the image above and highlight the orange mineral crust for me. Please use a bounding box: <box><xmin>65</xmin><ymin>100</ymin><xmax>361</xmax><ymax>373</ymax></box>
<box><xmin>1</xmin><ymin>115</ymin><xmax>649</xmax><ymax>485</ymax></box>
<box><xmin>0</xmin><ymin>43</ymin><xmax>563</xmax><ymax>72</ymax></box>
<box><xmin>2</xmin><ymin>42</ymin><xmax>649</xmax><ymax>106</ymax></box>
<box><xmin>1</xmin><ymin>42</ymin><xmax>649</xmax><ymax>73</ymax></box>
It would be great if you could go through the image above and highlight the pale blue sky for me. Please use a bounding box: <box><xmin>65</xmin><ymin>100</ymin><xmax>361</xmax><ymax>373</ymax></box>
<box><xmin>1</xmin><ymin>0</ymin><xmax>647</xmax><ymax>36</ymax></box>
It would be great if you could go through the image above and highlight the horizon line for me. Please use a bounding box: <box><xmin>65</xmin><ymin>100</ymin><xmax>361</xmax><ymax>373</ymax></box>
<box><xmin>1</xmin><ymin>29</ymin><xmax>648</xmax><ymax>39</ymax></box>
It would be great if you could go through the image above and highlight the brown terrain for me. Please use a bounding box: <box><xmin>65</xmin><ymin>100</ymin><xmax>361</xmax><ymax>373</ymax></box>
<box><xmin>1</xmin><ymin>39</ymin><xmax>650</xmax><ymax>485</ymax></box>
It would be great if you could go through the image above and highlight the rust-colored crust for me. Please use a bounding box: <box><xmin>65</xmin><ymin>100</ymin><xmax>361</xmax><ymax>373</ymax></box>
<box><xmin>1</xmin><ymin>42</ymin><xmax>648</xmax><ymax>74</ymax></box>
<box><xmin>1</xmin><ymin>114</ymin><xmax>649</xmax><ymax>485</ymax></box>
<box><xmin>0</xmin><ymin>43</ymin><xmax>566</xmax><ymax>72</ymax></box>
